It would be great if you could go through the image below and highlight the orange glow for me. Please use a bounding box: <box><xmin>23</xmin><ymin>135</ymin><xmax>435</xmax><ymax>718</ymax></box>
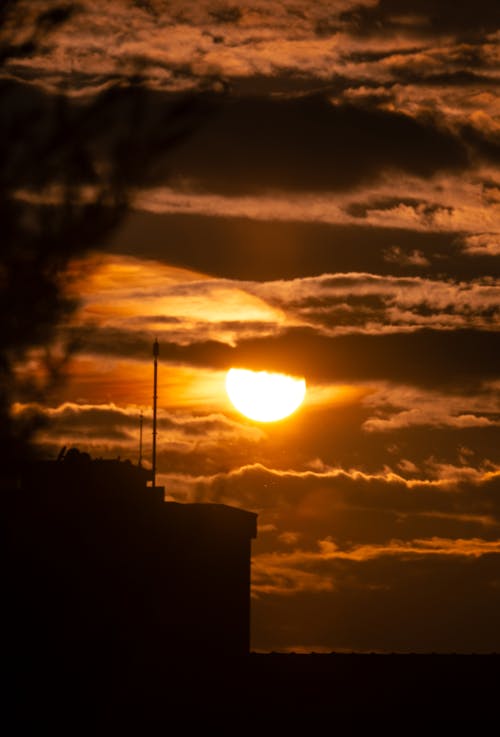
<box><xmin>55</xmin><ymin>355</ymin><xmax>228</xmax><ymax>409</ymax></box>
<box><xmin>65</xmin><ymin>254</ymin><xmax>284</xmax><ymax>337</ymax></box>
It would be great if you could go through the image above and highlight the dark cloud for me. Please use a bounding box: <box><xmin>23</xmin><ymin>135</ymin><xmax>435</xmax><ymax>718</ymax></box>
<box><xmin>254</xmin><ymin>555</ymin><xmax>500</xmax><ymax>652</ymax></box>
<box><xmin>17</xmin><ymin>400</ymin><xmax>254</xmax><ymax>440</ymax></box>
<box><xmin>343</xmin><ymin>40</ymin><xmax>499</xmax><ymax>88</ymax></box>
<box><xmin>73</xmin><ymin>325</ymin><xmax>232</xmax><ymax>366</ymax></box>
<box><xmin>72</xmin><ymin>324</ymin><xmax>499</xmax><ymax>392</ymax></box>
<box><xmin>286</xmin><ymin>400</ymin><xmax>498</xmax><ymax>475</ymax></box>
<box><xmin>166</xmin><ymin>95</ymin><xmax>470</xmax><ymax>194</ymax></box>
<box><xmin>209</xmin><ymin>5</ymin><xmax>242</xmax><ymax>24</ymax></box>
<box><xmin>388</xmin><ymin>69</ymin><xmax>500</xmax><ymax>88</ymax></box>
<box><xmin>459</xmin><ymin>123</ymin><xmax>500</xmax><ymax>166</ymax></box>
<box><xmin>227</xmin><ymin>73</ymin><xmax>388</xmax><ymax>100</ymax></box>
<box><xmin>0</xmin><ymin>0</ymin><xmax>78</xmax><ymax>64</ymax></box>
<box><xmin>109</xmin><ymin>212</ymin><xmax>499</xmax><ymax>281</ymax></box>
<box><xmin>191</xmin><ymin>463</ymin><xmax>500</xmax><ymax>540</ymax></box>
<box><xmin>345</xmin><ymin>197</ymin><xmax>427</xmax><ymax>218</ymax></box>
<box><xmin>340</xmin><ymin>1</ymin><xmax>500</xmax><ymax>38</ymax></box>
<box><xmin>230</xmin><ymin>328</ymin><xmax>500</xmax><ymax>390</ymax></box>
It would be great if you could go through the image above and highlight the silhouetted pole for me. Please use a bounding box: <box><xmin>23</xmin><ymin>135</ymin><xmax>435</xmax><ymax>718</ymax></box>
<box><xmin>138</xmin><ymin>410</ymin><xmax>143</xmax><ymax>467</ymax></box>
<box><xmin>152</xmin><ymin>339</ymin><xmax>159</xmax><ymax>488</ymax></box>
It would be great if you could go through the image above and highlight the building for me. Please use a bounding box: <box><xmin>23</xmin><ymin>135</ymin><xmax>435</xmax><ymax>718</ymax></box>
<box><xmin>5</xmin><ymin>449</ymin><xmax>257</xmax><ymax>669</ymax></box>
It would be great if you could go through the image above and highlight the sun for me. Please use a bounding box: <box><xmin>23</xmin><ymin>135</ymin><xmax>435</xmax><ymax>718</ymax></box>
<box><xmin>225</xmin><ymin>368</ymin><xmax>306</xmax><ymax>422</ymax></box>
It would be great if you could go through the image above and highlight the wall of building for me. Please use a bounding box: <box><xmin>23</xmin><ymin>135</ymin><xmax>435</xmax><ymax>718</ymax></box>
<box><xmin>4</xmin><ymin>452</ymin><xmax>257</xmax><ymax>671</ymax></box>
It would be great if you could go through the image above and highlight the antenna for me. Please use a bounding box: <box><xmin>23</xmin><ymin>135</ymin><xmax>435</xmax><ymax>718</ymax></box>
<box><xmin>152</xmin><ymin>338</ymin><xmax>159</xmax><ymax>488</ymax></box>
<box><xmin>138</xmin><ymin>410</ymin><xmax>143</xmax><ymax>467</ymax></box>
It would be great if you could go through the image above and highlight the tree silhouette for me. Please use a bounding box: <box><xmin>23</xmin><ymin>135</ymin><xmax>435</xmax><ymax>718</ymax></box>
<box><xmin>0</xmin><ymin>1</ymin><xmax>218</xmax><ymax>467</ymax></box>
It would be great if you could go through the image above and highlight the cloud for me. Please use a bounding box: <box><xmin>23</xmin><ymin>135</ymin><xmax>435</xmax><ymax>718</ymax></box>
<box><xmin>162</xmin><ymin>96</ymin><xmax>470</xmax><ymax>195</ymax></box>
<box><xmin>366</xmin><ymin>411</ymin><xmax>498</xmax><ymax>432</ymax></box>
<box><xmin>49</xmin><ymin>322</ymin><xmax>498</xmax><ymax>409</ymax></box>
<box><xmin>462</xmin><ymin>233</ymin><xmax>500</xmax><ymax>257</ymax></box>
<box><xmin>254</xmin><ymin>554</ymin><xmax>500</xmax><ymax>652</ymax></box>
<box><xmin>128</xmin><ymin>168</ymin><xmax>500</xmax><ymax>236</ymax></box>
<box><xmin>6</xmin><ymin>0</ymin><xmax>499</xmax><ymax>104</ymax></box>
<box><xmin>167</xmin><ymin>458</ymin><xmax>500</xmax><ymax>513</ymax></box>
<box><xmin>70</xmin><ymin>164</ymin><xmax>497</xmax><ymax>282</ymax></box>
<box><xmin>67</xmin><ymin>254</ymin><xmax>285</xmax><ymax>346</ymax></box>
<box><xmin>340</xmin><ymin>1</ymin><xmax>500</xmax><ymax>37</ymax></box>
<box><xmin>252</xmin><ymin>556</ymin><xmax>335</xmax><ymax>596</ymax></box>
<box><xmin>227</xmin><ymin>328</ymin><xmax>500</xmax><ymax>389</ymax></box>
<box><xmin>57</xmin><ymin>325</ymin><xmax>499</xmax><ymax>396</ymax></box>
<box><xmin>107</xmin><ymin>209</ymin><xmax>497</xmax><ymax>284</ymax></box>
<box><xmin>278</xmin><ymin>531</ymin><xmax>302</xmax><ymax>545</ymax></box>
<box><xmin>22</xmin><ymin>166</ymin><xmax>500</xmax><ymax>249</ymax></box>
<box><xmin>156</xmin><ymin>460</ymin><xmax>500</xmax><ymax>567</ymax></box>
<box><xmin>13</xmin><ymin>399</ymin><xmax>266</xmax><ymax>464</ymax></box>
<box><xmin>0</xmin><ymin>2</ymin><xmax>418</xmax><ymax>90</ymax></box>
<box><xmin>252</xmin><ymin>536</ymin><xmax>500</xmax><ymax>595</ymax></box>
<box><xmin>152</xmin><ymin>456</ymin><xmax>500</xmax><ymax>650</ymax></box>
<box><xmin>362</xmin><ymin>382</ymin><xmax>500</xmax><ymax>432</ymax></box>
<box><xmin>62</xmin><ymin>257</ymin><xmax>499</xmax><ymax>362</ymax></box>
<box><xmin>250</xmin><ymin>273</ymin><xmax>500</xmax><ymax>335</ymax></box>
<box><xmin>383</xmin><ymin>246</ymin><xmax>429</xmax><ymax>266</ymax></box>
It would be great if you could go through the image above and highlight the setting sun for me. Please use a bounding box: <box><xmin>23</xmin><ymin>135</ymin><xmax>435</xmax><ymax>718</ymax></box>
<box><xmin>226</xmin><ymin>368</ymin><xmax>306</xmax><ymax>422</ymax></box>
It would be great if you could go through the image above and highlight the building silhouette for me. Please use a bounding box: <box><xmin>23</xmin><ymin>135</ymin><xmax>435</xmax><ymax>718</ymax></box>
<box><xmin>5</xmin><ymin>448</ymin><xmax>257</xmax><ymax>672</ymax></box>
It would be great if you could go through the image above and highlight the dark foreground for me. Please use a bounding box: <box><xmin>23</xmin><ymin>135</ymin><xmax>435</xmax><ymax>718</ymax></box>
<box><xmin>7</xmin><ymin>653</ymin><xmax>499</xmax><ymax>730</ymax></box>
<box><xmin>4</xmin><ymin>460</ymin><xmax>499</xmax><ymax>729</ymax></box>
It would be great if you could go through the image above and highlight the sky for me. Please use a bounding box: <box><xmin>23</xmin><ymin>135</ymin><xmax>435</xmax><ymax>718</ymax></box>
<box><xmin>3</xmin><ymin>0</ymin><xmax>500</xmax><ymax>652</ymax></box>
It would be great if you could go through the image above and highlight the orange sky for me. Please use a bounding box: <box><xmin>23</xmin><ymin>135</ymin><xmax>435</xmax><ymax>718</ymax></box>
<box><xmin>4</xmin><ymin>0</ymin><xmax>500</xmax><ymax>653</ymax></box>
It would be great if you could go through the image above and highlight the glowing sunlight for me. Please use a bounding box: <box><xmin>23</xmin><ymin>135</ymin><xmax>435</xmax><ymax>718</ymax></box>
<box><xmin>226</xmin><ymin>368</ymin><xmax>306</xmax><ymax>422</ymax></box>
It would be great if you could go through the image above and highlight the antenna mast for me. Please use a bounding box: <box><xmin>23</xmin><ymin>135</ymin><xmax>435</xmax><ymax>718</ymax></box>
<box><xmin>138</xmin><ymin>411</ymin><xmax>143</xmax><ymax>467</ymax></box>
<box><xmin>152</xmin><ymin>338</ymin><xmax>159</xmax><ymax>488</ymax></box>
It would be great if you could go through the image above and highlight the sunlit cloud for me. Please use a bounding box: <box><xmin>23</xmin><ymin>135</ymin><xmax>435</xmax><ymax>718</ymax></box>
<box><xmin>66</xmin><ymin>253</ymin><xmax>286</xmax><ymax>346</ymax></box>
<box><xmin>383</xmin><ymin>246</ymin><xmax>429</xmax><ymax>266</ymax></box>
<box><xmin>251</xmin><ymin>272</ymin><xmax>499</xmax><ymax>335</ymax></box>
<box><xmin>6</xmin><ymin>0</ymin><xmax>499</xmax><ymax>105</ymax></box>
<box><xmin>406</xmin><ymin>511</ymin><xmax>499</xmax><ymax>529</ymax></box>
<box><xmin>462</xmin><ymin>233</ymin><xmax>500</xmax><ymax>257</ymax></box>
<box><xmin>62</xmin><ymin>255</ymin><xmax>499</xmax><ymax>349</ymax></box>
<box><xmin>129</xmin><ymin>168</ymin><xmax>500</xmax><ymax>243</ymax></box>
<box><xmin>158</xmin><ymin>460</ymin><xmax>500</xmax><ymax>506</ymax></box>
<box><xmin>2</xmin><ymin>0</ymin><xmax>433</xmax><ymax>94</ymax></box>
<box><xmin>362</xmin><ymin>382</ymin><xmax>500</xmax><ymax>432</ymax></box>
<box><xmin>17</xmin><ymin>165</ymin><xmax>500</xmax><ymax>238</ymax></box>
